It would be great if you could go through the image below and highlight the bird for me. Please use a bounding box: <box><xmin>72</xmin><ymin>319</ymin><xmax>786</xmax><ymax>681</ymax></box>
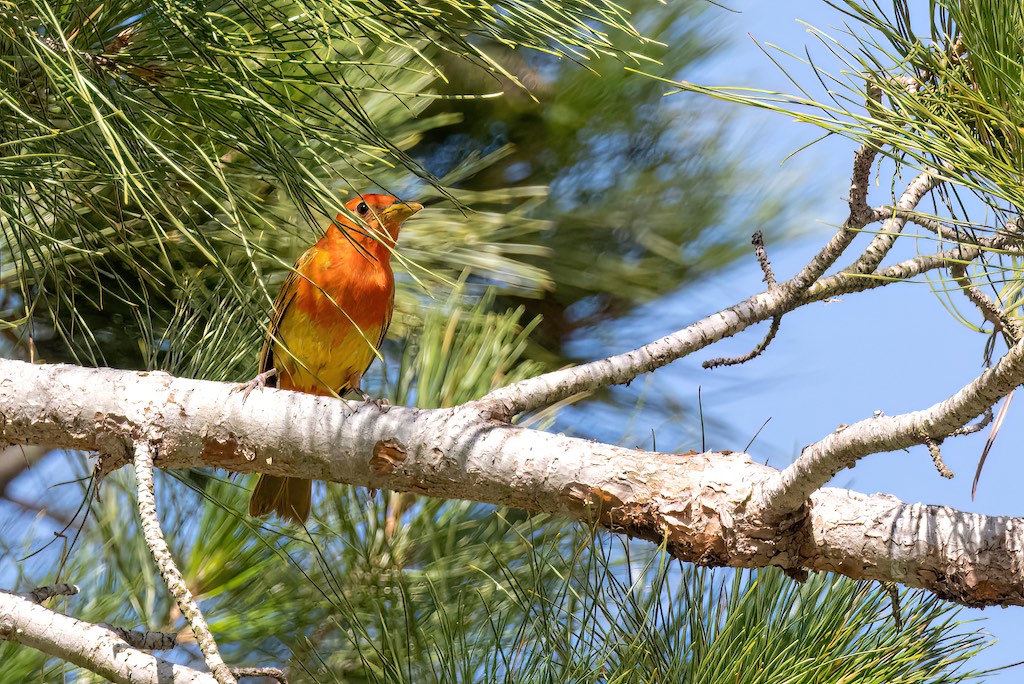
<box><xmin>246</xmin><ymin>193</ymin><xmax>422</xmax><ymax>524</ymax></box>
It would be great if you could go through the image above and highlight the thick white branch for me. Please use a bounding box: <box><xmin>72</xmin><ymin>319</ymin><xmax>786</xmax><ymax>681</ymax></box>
<box><xmin>0</xmin><ymin>359</ymin><xmax>1021</xmax><ymax>608</ymax></box>
<box><xmin>0</xmin><ymin>590</ymin><xmax>216</xmax><ymax>683</ymax></box>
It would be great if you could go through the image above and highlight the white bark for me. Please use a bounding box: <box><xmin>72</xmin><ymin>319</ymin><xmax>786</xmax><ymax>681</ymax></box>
<box><xmin>134</xmin><ymin>442</ymin><xmax>236</xmax><ymax>684</ymax></box>
<box><xmin>755</xmin><ymin>335</ymin><xmax>1024</xmax><ymax>517</ymax></box>
<box><xmin>1</xmin><ymin>359</ymin><xmax>1022</xmax><ymax>607</ymax></box>
<box><xmin>474</xmin><ymin>238</ymin><xmax>1004</xmax><ymax>422</ymax></box>
<box><xmin>0</xmin><ymin>590</ymin><xmax>216</xmax><ymax>684</ymax></box>
<box><xmin>477</xmin><ymin>144</ymin><xmax>880</xmax><ymax>420</ymax></box>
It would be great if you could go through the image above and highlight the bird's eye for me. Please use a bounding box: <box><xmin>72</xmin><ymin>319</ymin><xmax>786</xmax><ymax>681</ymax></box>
<box><xmin>356</xmin><ymin>202</ymin><xmax>369</xmax><ymax>215</ymax></box>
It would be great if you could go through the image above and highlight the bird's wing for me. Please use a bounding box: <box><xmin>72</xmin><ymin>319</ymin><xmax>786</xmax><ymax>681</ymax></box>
<box><xmin>359</xmin><ymin>294</ymin><xmax>394</xmax><ymax>381</ymax></box>
<box><xmin>258</xmin><ymin>248</ymin><xmax>319</xmax><ymax>384</ymax></box>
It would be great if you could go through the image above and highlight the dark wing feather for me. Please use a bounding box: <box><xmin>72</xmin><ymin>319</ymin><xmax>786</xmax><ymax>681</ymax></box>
<box><xmin>258</xmin><ymin>248</ymin><xmax>319</xmax><ymax>385</ymax></box>
<box><xmin>360</xmin><ymin>289</ymin><xmax>394</xmax><ymax>380</ymax></box>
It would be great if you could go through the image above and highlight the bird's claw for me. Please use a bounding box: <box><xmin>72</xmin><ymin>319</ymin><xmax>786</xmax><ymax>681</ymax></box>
<box><xmin>356</xmin><ymin>389</ymin><xmax>391</xmax><ymax>412</ymax></box>
<box><xmin>237</xmin><ymin>368</ymin><xmax>277</xmax><ymax>402</ymax></box>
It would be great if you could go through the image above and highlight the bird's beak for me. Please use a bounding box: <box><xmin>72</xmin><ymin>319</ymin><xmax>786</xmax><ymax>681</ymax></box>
<box><xmin>380</xmin><ymin>201</ymin><xmax>424</xmax><ymax>224</ymax></box>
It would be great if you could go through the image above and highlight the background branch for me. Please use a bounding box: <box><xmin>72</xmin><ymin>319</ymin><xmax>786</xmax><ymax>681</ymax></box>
<box><xmin>0</xmin><ymin>590</ymin><xmax>217</xmax><ymax>684</ymax></box>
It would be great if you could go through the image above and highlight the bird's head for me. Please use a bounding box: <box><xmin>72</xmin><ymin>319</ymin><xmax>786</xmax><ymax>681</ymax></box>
<box><xmin>341</xmin><ymin>194</ymin><xmax>423</xmax><ymax>247</ymax></box>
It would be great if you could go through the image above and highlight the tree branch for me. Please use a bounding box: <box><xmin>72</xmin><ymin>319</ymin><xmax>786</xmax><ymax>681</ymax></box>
<box><xmin>0</xmin><ymin>360</ymin><xmax>1022</xmax><ymax>607</ymax></box>
<box><xmin>704</xmin><ymin>231</ymin><xmax>783</xmax><ymax>369</ymax></box>
<box><xmin>134</xmin><ymin>442</ymin><xmax>236</xmax><ymax>684</ymax></box>
<box><xmin>844</xmin><ymin>170</ymin><xmax>941</xmax><ymax>275</ymax></box>
<box><xmin>478</xmin><ymin>143</ymin><xmax>882</xmax><ymax>420</ymax></box>
<box><xmin>0</xmin><ymin>589</ymin><xmax>217</xmax><ymax>683</ymax></box>
<box><xmin>753</xmin><ymin>334</ymin><xmax>1024</xmax><ymax>518</ymax></box>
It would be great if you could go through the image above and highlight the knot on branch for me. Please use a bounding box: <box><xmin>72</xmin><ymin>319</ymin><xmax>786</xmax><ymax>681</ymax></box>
<box><xmin>100</xmin><ymin>624</ymin><xmax>177</xmax><ymax>650</ymax></box>
<box><xmin>370</xmin><ymin>439</ymin><xmax>407</xmax><ymax>476</ymax></box>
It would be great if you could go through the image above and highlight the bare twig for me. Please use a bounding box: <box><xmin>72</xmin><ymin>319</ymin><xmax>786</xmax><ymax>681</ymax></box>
<box><xmin>950</xmin><ymin>406</ymin><xmax>993</xmax><ymax>436</ymax></box>
<box><xmin>752</xmin><ymin>230</ymin><xmax>777</xmax><ymax>288</ymax></box>
<box><xmin>703</xmin><ymin>316</ymin><xmax>782</xmax><ymax>369</ymax></box>
<box><xmin>100</xmin><ymin>624</ymin><xmax>178</xmax><ymax>650</ymax></box>
<box><xmin>28</xmin><ymin>584</ymin><xmax>79</xmax><ymax>603</ymax></box>
<box><xmin>923</xmin><ymin>436</ymin><xmax>954</xmax><ymax>479</ymax></box>
<box><xmin>232</xmin><ymin>666</ymin><xmax>288</xmax><ymax>682</ymax></box>
<box><xmin>704</xmin><ymin>232</ymin><xmax>785</xmax><ymax>368</ymax></box>
<box><xmin>134</xmin><ymin>443</ymin><xmax>236</xmax><ymax>684</ymax></box>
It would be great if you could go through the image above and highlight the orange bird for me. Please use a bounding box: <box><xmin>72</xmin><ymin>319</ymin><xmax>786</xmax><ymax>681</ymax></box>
<box><xmin>247</xmin><ymin>194</ymin><xmax>422</xmax><ymax>523</ymax></box>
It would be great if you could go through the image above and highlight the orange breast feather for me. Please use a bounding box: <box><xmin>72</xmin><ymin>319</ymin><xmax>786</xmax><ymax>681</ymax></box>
<box><xmin>269</xmin><ymin>227</ymin><xmax>395</xmax><ymax>396</ymax></box>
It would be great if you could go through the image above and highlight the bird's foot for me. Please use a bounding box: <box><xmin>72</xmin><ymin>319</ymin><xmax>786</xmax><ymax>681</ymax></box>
<box><xmin>356</xmin><ymin>388</ymin><xmax>391</xmax><ymax>413</ymax></box>
<box><xmin>237</xmin><ymin>368</ymin><xmax>277</xmax><ymax>402</ymax></box>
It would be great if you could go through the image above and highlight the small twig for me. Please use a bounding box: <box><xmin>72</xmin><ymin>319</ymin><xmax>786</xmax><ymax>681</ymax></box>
<box><xmin>703</xmin><ymin>316</ymin><xmax>782</xmax><ymax>368</ymax></box>
<box><xmin>752</xmin><ymin>230</ymin><xmax>777</xmax><ymax>288</ymax></box>
<box><xmin>231</xmin><ymin>666</ymin><xmax>288</xmax><ymax>682</ymax></box>
<box><xmin>950</xmin><ymin>406</ymin><xmax>993</xmax><ymax>437</ymax></box>
<box><xmin>100</xmin><ymin>624</ymin><xmax>177</xmax><ymax>650</ymax></box>
<box><xmin>950</xmin><ymin>262</ymin><xmax>1024</xmax><ymax>342</ymax></box>
<box><xmin>27</xmin><ymin>584</ymin><xmax>78</xmax><ymax>603</ymax></box>
<box><xmin>885</xmin><ymin>583</ymin><xmax>903</xmax><ymax>631</ymax></box>
<box><xmin>704</xmin><ymin>231</ymin><xmax>783</xmax><ymax>368</ymax></box>
<box><xmin>134</xmin><ymin>442</ymin><xmax>237</xmax><ymax>684</ymax></box>
<box><xmin>922</xmin><ymin>435</ymin><xmax>954</xmax><ymax>479</ymax></box>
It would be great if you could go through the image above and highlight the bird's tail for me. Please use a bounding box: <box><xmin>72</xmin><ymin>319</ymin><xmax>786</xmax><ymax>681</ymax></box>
<box><xmin>248</xmin><ymin>474</ymin><xmax>311</xmax><ymax>524</ymax></box>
